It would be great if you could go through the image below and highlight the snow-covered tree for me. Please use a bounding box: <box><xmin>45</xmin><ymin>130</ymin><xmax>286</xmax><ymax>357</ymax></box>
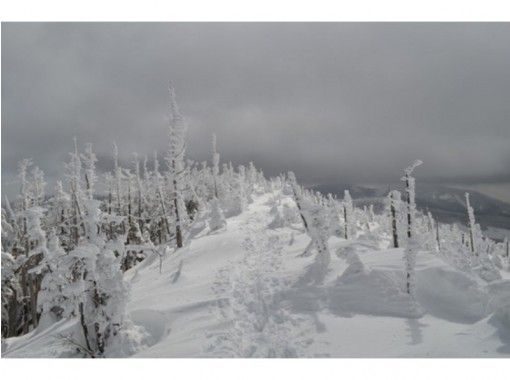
<box><xmin>82</xmin><ymin>143</ymin><xmax>97</xmax><ymax>200</ymax></box>
<box><xmin>164</xmin><ymin>85</ymin><xmax>188</xmax><ymax>248</ymax></box>
<box><xmin>302</xmin><ymin>201</ymin><xmax>331</xmax><ymax>283</ymax></box>
<box><xmin>401</xmin><ymin>160</ymin><xmax>422</xmax><ymax>297</ymax></box>
<box><xmin>37</xmin><ymin>230</ymin><xmax>71</xmax><ymax>327</ymax></box>
<box><xmin>465</xmin><ymin>192</ymin><xmax>477</xmax><ymax>255</ymax></box>
<box><xmin>209</xmin><ymin>198</ymin><xmax>226</xmax><ymax>232</ymax></box>
<box><xmin>66</xmin><ymin>199</ymin><xmax>143</xmax><ymax>357</ymax></box>
<box><xmin>19</xmin><ymin>206</ymin><xmax>50</xmax><ymax>330</ymax></box>
<box><xmin>388</xmin><ymin>190</ymin><xmax>401</xmax><ymax>248</ymax></box>
<box><xmin>29</xmin><ymin>166</ymin><xmax>46</xmax><ymax>207</ymax></box>
<box><xmin>231</xmin><ymin>165</ymin><xmax>248</xmax><ymax>216</ymax></box>
<box><xmin>212</xmin><ymin>134</ymin><xmax>220</xmax><ymax>199</ymax></box>
<box><xmin>1</xmin><ymin>251</ymin><xmax>21</xmax><ymax>337</ymax></box>
<box><xmin>287</xmin><ymin>172</ymin><xmax>308</xmax><ymax>231</ymax></box>
<box><xmin>343</xmin><ymin>189</ymin><xmax>354</xmax><ymax>239</ymax></box>
<box><xmin>64</xmin><ymin>138</ymin><xmax>86</xmax><ymax>248</ymax></box>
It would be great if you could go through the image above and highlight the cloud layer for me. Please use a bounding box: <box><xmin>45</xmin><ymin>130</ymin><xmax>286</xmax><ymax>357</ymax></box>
<box><xmin>2</xmin><ymin>23</ymin><xmax>510</xmax><ymax>192</ymax></box>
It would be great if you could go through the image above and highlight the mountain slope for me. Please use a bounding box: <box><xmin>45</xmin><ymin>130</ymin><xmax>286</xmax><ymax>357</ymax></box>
<box><xmin>3</xmin><ymin>190</ymin><xmax>510</xmax><ymax>357</ymax></box>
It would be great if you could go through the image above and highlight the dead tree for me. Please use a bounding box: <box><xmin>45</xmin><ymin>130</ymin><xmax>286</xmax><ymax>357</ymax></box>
<box><xmin>389</xmin><ymin>191</ymin><xmax>399</xmax><ymax>248</ymax></box>
<box><xmin>402</xmin><ymin>160</ymin><xmax>422</xmax><ymax>296</ymax></box>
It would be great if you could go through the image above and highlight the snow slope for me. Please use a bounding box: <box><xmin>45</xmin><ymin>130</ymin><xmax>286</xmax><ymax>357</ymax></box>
<box><xmin>4</xmin><ymin>191</ymin><xmax>510</xmax><ymax>357</ymax></box>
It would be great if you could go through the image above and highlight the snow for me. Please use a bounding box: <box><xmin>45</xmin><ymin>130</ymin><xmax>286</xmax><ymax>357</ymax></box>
<box><xmin>3</xmin><ymin>190</ymin><xmax>510</xmax><ymax>357</ymax></box>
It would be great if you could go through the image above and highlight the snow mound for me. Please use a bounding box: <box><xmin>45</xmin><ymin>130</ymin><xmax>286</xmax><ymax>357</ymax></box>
<box><xmin>328</xmin><ymin>249</ymin><xmax>422</xmax><ymax>318</ymax></box>
<box><xmin>415</xmin><ymin>267</ymin><xmax>489</xmax><ymax>324</ymax></box>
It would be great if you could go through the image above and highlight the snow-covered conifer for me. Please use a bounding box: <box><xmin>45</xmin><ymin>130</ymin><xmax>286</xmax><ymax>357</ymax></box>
<box><xmin>164</xmin><ymin>85</ymin><xmax>188</xmax><ymax>248</ymax></box>
<box><xmin>65</xmin><ymin>138</ymin><xmax>85</xmax><ymax>247</ymax></box>
<box><xmin>343</xmin><ymin>190</ymin><xmax>354</xmax><ymax>239</ymax></box>
<box><xmin>230</xmin><ymin>165</ymin><xmax>248</xmax><ymax>215</ymax></box>
<box><xmin>29</xmin><ymin>166</ymin><xmax>46</xmax><ymax>207</ymax></box>
<box><xmin>212</xmin><ymin>134</ymin><xmax>220</xmax><ymax>198</ymax></box>
<box><xmin>302</xmin><ymin>200</ymin><xmax>331</xmax><ymax>283</ymax></box>
<box><xmin>37</xmin><ymin>231</ymin><xmax>70</xmax><ymax>327</ymax></box>
<box><xmin>81</xmin><ymin>143</ymin><xmax>97</xmax><ymax>200</ymax></box>
<box><xmin>209</xmin><ymin>197</ymin><xmax>226</xmax><ymax>232</ymax></box>
<box><xmin>1</xmin><ymin>250</ymin><xmax>22</xmax><ymax>337</ymax></box>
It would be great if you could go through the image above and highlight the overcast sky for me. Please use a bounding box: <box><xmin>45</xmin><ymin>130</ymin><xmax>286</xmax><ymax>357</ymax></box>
<box><xmin>2</xmin><ymin>23</ymin><xmax>510</xmax><ymax>198</ymax></box>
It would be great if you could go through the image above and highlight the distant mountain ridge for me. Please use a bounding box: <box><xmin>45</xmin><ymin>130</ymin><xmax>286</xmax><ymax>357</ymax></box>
<box><xmin>310</xmin><ymin>182</ymin><xmax>510</xmax><ymax>234</ymax></box>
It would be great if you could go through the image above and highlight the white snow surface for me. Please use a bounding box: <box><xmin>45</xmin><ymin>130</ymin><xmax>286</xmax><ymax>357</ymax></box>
<box><xmin>3</xmin><ymin>191</ymin><xmax>510</xmax><ymax>357</ymax></box>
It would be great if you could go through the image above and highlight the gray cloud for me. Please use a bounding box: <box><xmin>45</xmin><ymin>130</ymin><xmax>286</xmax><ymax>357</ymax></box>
<box><xmin>2</xmin><ymin>23</ymin><xmax>510</xmax><ymax>195</ymax></box>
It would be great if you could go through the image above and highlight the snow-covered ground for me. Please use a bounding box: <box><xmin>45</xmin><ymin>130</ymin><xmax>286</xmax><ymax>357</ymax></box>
<box><xmin>3</xmin><ymin>191</ymin><xmax>510</xmax><ymax>357</ymax></box>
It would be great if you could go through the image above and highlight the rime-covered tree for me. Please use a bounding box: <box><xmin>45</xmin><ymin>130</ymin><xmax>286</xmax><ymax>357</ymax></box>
<box><xmin>164</xmin><ymin>85</ymin><xmax>188</xmax><ymax>248</ymax></box>
<box><xmin>401</xmin><ymin>160</ymin><xmax>422</xmax><ymax>297</ymax></box>
<box><xmin>302</xmin><ymin>201</ymin><xmax>331</xmax><ymax>283</ymax></box>
<box><xmin>37</xmin><ymin>230</ymin><xmax>70</xmax><ymax>327</ymax></box>
<box><xmin>1</xmin><ymin>250</ymin><xmax>21</xmax><ymax>337</ymax></box>
<box><xmin>287</xmin><ymin>172</ymin><xmax>308</xmax><ymax>231</ymax></box>
<box><xmin>209</xmin><ymin>198</ymin><xmax>226</xmax><ymax>232</ymax></box>
<box><xmin>212</xmin><ymin>134</ymin><xmax>220</xmax><ymax>199</ymax></box>
<box><xmin>82</xmin><ymin>143</ymin><xmax>97</xmax><ymax>200</ymax></box>
<box><xmin>465</xmin><ymin>192</ymin><xmax>477</xmax><ymax>255</ymax></box>
<box><xmin>343</xmin><ymin>190</ymin><xmax>354</xmax><ymax>239</ymax></box>
<box><xmin>29</xmin><ymin>166</ymin><xmax>46</xmax><ymax>207</ymax></box>
<box><xmin>64</xmin><ymin>138</ymin><xmax>85</xmax><ymax>248</ymax></box>
<box><xmin>68</xmin><ymin>199</ymin><xmax>141</xmax><ymax>357</ymax></box>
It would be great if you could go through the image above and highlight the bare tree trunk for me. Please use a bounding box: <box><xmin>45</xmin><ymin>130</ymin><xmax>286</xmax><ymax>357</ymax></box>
<box><xmin>84</xmin><ymin>173</ymin><xmax>91</xmax><ymax>196</ymax></box>
<box><xmin>71</xmin><ymin>188</ymin><xmax>84</xmax><ymax>245</ymax></box>
<box><xmin>92</xmin><ymin>283</ymin><xmax>104</xmax><ymax>356</ymax></box>
<box><xmin>435</xmin><ymin>221</ymin><xmax>441</xmax><ymax>251</ymax></box>
<box><xmin>172</xmin><ymin>160</ymin><xmax>183</xmax><ymax>248</ymax></box>
<box><xmin>288</xmin><ymin>175</ymin><xmax>309</xmax><ymax>232</ymax></box>
<box><xmin>7</xmin><ymin>289</ymin><xmax>18</xmax><ymax>337</ymax></box>
<box><xmin>29</xmin><ymin>275</ymin><xmax>39</xmax><ymax>329</ymax></box>
<box><xmin>405</xmin><ymin>174</ymin><xmax>412</xmax><ymax>240</ymax></box>
<box><xmin>404</xmin><ymin>174</ymin><xmax>412</xmax><ymax>295</ymax></box>
<box><xmin>390</xmin><ymin>192</ymin><xmax>398</xmax><ymax>248</ymax></box>
<box><xmin>21</xmin><ymin>268</ymin><xmax>30</xmax><ymax>334</ymax></box>
<box><xmin>108</xmin><ymin>185</ymin><xmax>114</xmax><ymax>239</ymax></box>
<box><xmin>60</xmin><ymin>209</ymin><xmax>65</xmax><ymax>236</ymax></box>
<box><xmin>343</xmin><ymin>205</ymin><xmax>348</xmax><ymax>239</ymax></box>
<box><xmin>78</xmin><ymin>302</ymin><xmax>93</xmax><ymax>356</ymax></box>
<box><xmin>138</xmin><ymin>185</ymin><xmax>143</xmax><ymax>230</ymax></box>
<box><xmin>469</xmin><ymin>223</ymin><xmax>475</xmax><ymax>255</ymax></box>
<box><xmin>20</xmin><ymin>218</ymin><xmax>31</xmax><ymax>333</ymax></box>
<box><xmin>128</xmin><ymin>180</ymin><xmax>132</xmax><ymax>230</ymax></box>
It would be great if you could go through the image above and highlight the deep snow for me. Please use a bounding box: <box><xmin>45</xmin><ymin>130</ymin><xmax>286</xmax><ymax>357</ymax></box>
<box><xmin>3</xmin><ymin>191</ymin><xmax>510</xmax><ymax>357</ymax></box>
